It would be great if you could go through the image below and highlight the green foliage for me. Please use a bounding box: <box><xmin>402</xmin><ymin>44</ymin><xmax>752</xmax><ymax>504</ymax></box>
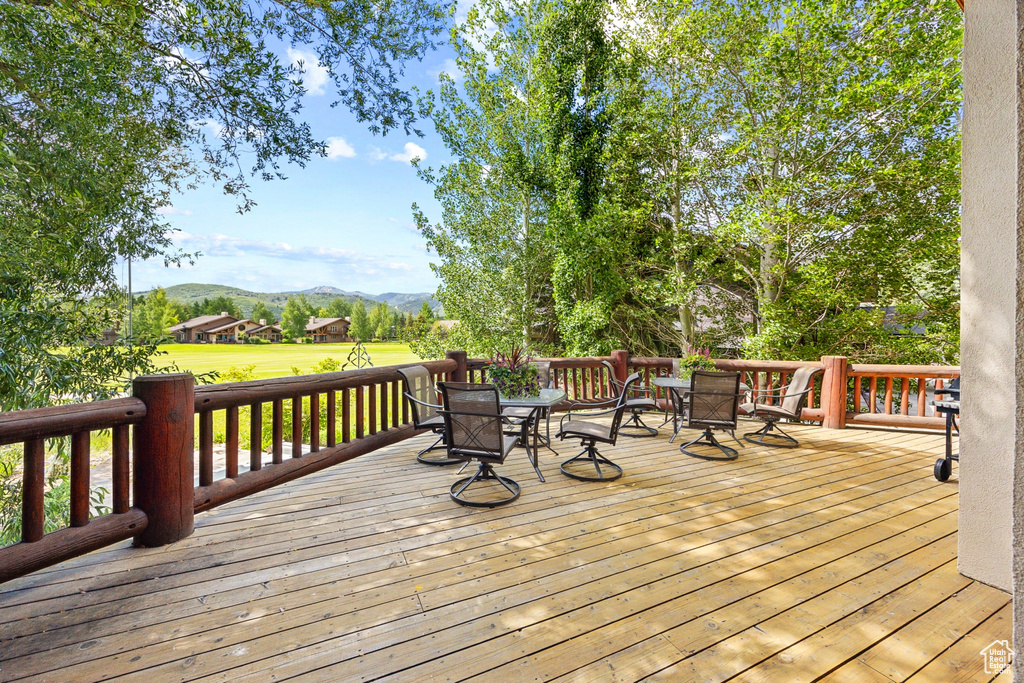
<box><xmin>250</xmin><ymin>301</ymin><xmax>275</xmax><ymax>325</ymax></box>
<box><xmin>349</xmin><ymin>301</ymin><xmax>372</xmax><ymax>341</ymax></box>
<box><xmin>189</xmin><ymin>296</ymin><xmax>242</xmax><ymax>319</ymax></box>
<box><xmin>369</xmin><ymin>302</ymin><xmax>394</xmax><ymax>340</ymax></box>
<box><xmin>133</xmin><ymin>288</ymin><xmax>185</xmax><ymax>343</ymax></box>
<box><xmin>281</xmin><ymin>295</ymin><xmax>315</xmax><ymax>339</ymax></box>
<box><xmin>218</xmin><ymin>364</ymin><xmax>257</xmax><ymax>382</ymax></box>
<box><xmin>325</xmin><ymin>297</ymin><xmax>351</xmax><ymax>319</ymax></box>
<box><xmin>486</xmin><ymin>346</ymin><xmax>540</xmax><ymax>397</ymax></box>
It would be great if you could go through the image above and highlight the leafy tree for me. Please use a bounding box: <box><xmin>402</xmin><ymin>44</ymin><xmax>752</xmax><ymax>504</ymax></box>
<box><xmin>132</xmin><ymin>289</ymin><xmax>182</xmax><ymax>343</ymax></box>
<box><xmin>660</xmin><ymin>0</ymin><xmax>962</xmax><ymax>361</ymax></box>
<box><xmin>349</xmin><ymin>301</ymin><xmax>372</xmax><ymax>341</ymax></box>
<box><xmin>281</xmin><ymin>295</ymin><xmax>315</xmax><ymax>340</ymax></box>
<box><xmin>250</xmin><ymin>301</ymin><xmax>274</xmax><ymax>324</ymax></box>
<box><xmin>415</xmin><ymin>0</ymin><xmax>555</xmax><ymax>355</ymax></box>
<box><xmin>326</xmin><ymin>297</ymin><xmax>351</xmax><ymax>319</ymax></box>
<box><xmin>368</xmin><ymin>302</ymin><xmax>393</xmax><ymax>340</ymax></box>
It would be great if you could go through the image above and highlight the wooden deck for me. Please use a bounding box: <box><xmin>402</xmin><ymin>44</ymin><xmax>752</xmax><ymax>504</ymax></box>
<box><xmin>0</xmin><ymin>422</ymin><xmax>1009</xmax><ymax>682</ymax></box>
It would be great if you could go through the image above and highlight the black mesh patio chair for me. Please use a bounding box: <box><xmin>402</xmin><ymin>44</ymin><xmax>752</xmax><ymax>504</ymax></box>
<box><xmin>398</xmin><ymin>366</ymin><xmax>457</xmax><ymax>466</ymax></box>
<box><xmin>678</xmin><ymin>370</ymin><xmax>744</xmax><ymax>461</ymax></box>
<box><xmin>502</xmin><ymin>361</ymin><xmax>554</xmax><ymax>449</ymax></box>
<box><xmin>600</xmin><ymin>360</ymin><xmax>658</xmax><ymax>437</ymax></box>
<box><xmin>555</xmin><ymin>372</ymin><xmax>640</xmax><ymax>481</ymax></box>
<box><xmin>438</xmin><ymin>382</ymin><xmax>521</xmax><ymax>507</ymax></box>
<box><xmin>740</xmin><ymin>366</ymin><xmax>822</xmax><ymax>448</ymax></box>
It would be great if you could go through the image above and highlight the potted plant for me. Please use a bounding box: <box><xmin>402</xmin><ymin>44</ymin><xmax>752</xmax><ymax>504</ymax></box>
<box><xmin>486</xmin><ymin>345</ymin><xmax>541</xmax><ymax>398</ymax></box>
<box><xmin>677</xmin><ymin>346</ymin><xmax>716</xmax><ymax>380</ymax></box>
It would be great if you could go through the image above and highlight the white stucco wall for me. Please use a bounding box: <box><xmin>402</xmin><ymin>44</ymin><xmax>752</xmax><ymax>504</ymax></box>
<box><xmin>960</xmin><ymin>1</ymin><xmax>1017</xmax><ymax>593</ymax></box>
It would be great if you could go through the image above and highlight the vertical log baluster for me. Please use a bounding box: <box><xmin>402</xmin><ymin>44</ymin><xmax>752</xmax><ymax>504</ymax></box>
<box><xmin>342</xmin><ymin>387</ymin><xmax>351</xmax><ymax>442</ymax></box>
<box><xmin>884</xmin><ymin>378</ymin><xmax>894</xmax><ymax>414</ymax></box>
<box><xmin>853</xmin><ymin>377</ymin><xmax>862</xmax><ymax>413</ymax></box>
<box><xmin>309</xmin><ymin>393</ymin><xmax>320</xmax><ymax>452</ymax></box>
<box><xmin>369</xmin><ymin>383</ymin><xmax>377</xmax><ymax>435</ymax></box>
<box><xmin>402</xmin><ymin>385</ymin><xmax>410</xmax><ymax>424</ymax></box>
<box><xmin>808</xmin><ymin>376</ymin><xmax>817</xmax><ymax>408</ymax></box>
<box><xmin>250</xmin><ymin>402</ymin><xmax>263</xmax><ymax>472</ymax></box>
<box><xmin>272</xmin><ymin>399</ymin><xmax>284</xmax><ymax>464</ymax></box>
<box><xmin>752</xmin><ymin>371</ymin><xmax>761</xmax><ymax>402</ymax></box>
<box><xmin>112</xmin><ymin>424</ymin><xmax>130</xmax><ymax>513</ymax></box>
<box><xmin>917</xmin><ymin>378</ymin><xmax>927</xmax><ymax>417</ymax></box>
<box><xmin>225</xmin><ymin>406</ymin><xmax>239</xmax><ymax>478</ymax></box>
<box><xmin>869</xmin><ymin>377</ymin><xmax>878</xmax><ymax>414</ymax></box>
<box><xmin>380</xmin><ymin>382</ymin><xmax>389</xmax><ymax>432</ymax></box>
<box><xmin>327</xmin><ymin>391</ymin><xmax>337</xmax><ymax>447</ymax></box>
<box><xmin>23</xmin><ymin>439</ymin><xmax>45</xmax><ymax>542</ymax></box>
<box><xmin>70</xmin><ymin>431</ymin><xmax>90</xmax><ymax>527</ymax></box>
<box><xmin>900</xmin><ymin>379</ymin><xmax>910</xmax><ymax>415</ymax></box>
<box><xmin>391</xmin><ymin>381</ymin><xmax>401</xmax><ymax>429</ymax></box>
<box><xmin>356</xmin><ymin>385</ymin><xmax>365</xmax><ymax>438</ymax></box>
<box><xmin>291</xmin><ymin>396</ymin><xmax>302</xmax><ymax>458</ymax></box>
<box><xmin>199</xmin><ymin>410</ymin><xmax>214</xmax><ymax>486</ymax></box>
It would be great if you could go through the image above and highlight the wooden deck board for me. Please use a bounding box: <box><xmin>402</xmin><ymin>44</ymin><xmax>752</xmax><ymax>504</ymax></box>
<box><xmin>0</xmin><ymin>422</ymin><xmax>1007</xmax><ymax>682</ymax></box>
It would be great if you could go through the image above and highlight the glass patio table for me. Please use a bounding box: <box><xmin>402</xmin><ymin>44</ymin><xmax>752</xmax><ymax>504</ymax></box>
<box><xmin>500</xmin><ymin>387</ymin><xmax>566</xmax><ymax>483</ymax></box>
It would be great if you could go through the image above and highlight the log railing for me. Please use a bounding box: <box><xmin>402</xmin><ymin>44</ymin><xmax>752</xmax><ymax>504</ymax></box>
<box><xmin>0</xmin><ymin>349</ymin><xmax>957</xmax><ymax>584</ymax></box>
<box><xmin>0</xmin><ymin>357</ymin><xmax>456</xmax><ymax>584</ymax></box>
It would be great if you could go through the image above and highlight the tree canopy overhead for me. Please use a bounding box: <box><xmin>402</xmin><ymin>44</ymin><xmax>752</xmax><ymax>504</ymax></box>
<box><xmin>416</xmin><ymin>0</ymin><xmax>962</xmax><ymax>364</ymax></box>
<box><xmin>0</xmin><ymin>0</ymin><xmax>448</xmax><ymax>408</ymax></box>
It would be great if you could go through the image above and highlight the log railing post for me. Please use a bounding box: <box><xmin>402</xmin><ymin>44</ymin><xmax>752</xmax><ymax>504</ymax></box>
<box><xmin>610</xmin><ymin>350</ymin><xmax>629</xmax><ymax>385</ymax></box>
<box><xmin>132</xmin><ymin>374</ymin><xmax>195</xmax><ymax>547</ymax></box>
<box><xmin>446</xmin><ymin>350</ymin><xmax>468</xmax><ymax>382</ymax></box>
<box><xmin>820</xmin><ymin>356</ymin><xmax>849</xmax><ymax>429</ymax></box>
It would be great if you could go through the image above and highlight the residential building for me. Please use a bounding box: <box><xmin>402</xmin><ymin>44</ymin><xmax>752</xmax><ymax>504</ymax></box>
<box><xmin>168</xmin><ymin>313</ymin><xmax>238</xmax><ymax>343</ymax></box>
<box><xmin>305</xmin><ymin>316</ymin><xmax>351</xmax><ymax>343</ymax></box>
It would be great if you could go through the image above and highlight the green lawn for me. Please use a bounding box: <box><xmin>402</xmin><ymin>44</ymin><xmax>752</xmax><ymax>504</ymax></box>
<box><xmin>153</xmin><ymin>342</ymin><xmax>421</xmax><ymax>380</ymax></box>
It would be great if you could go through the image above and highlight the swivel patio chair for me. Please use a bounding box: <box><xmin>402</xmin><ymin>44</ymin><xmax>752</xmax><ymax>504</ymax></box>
<box><xmin>438</xmin><ymin>382</ymin><xmax>521</xmax><ymax>507</ymax></box>
<box><xmin>502</xmin><ymin>361</ymin><xmax>554</xmax><ymax>450</ymax></box>
<box><xmin>398</xmin><ymin>366</ymin><xmax>457</xmax><ymax>466</ymax></box>
<box><xmin>555</xmin><ymin>372</ymin><xmax>640</xmax><ymax>481</ymax></box>
<box><xmin>740</xmin><ymin>366</ymin><xmax>822</xmax><ymax>448</ymax></box>
<box><xmin>600</xmin><ymin>360</ymin><xmax>658</xmax><ymax>437</ymax></box>
<box><xmin>678</xmin><ymin>370</ymin><xmax>744</xmax><ymax>461</ymax></box>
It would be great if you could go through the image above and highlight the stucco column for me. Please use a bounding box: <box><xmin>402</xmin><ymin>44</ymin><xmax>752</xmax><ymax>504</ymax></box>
<box><xmin>960</xmin><ymin>1</ymin><xmax>1018</xmax><ymax>595</ymax></box>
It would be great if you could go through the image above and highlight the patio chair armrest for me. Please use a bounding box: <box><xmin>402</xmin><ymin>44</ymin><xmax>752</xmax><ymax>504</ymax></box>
<box><xmin>562</xmin><ymin>397</ymin><xmax>618</xmax><ymax>413</ymax></box>
<box><xmin>558</xmin><ymin>404</ymin><xmax>621</xmax><ymax>430</ymax></box>
<box><xmin>404</xmin><ymin>392</ymin><xmax>442</xmax><ymax>412</ymax></box>
<box><xmin>750</xmin><ymin>385</ymin><xmax>814</xmax><ymax>404</ymax></box>
<box><xmin>438</xmin><ymin>408</ymin><xmax>508</xmax><ymax>420</ymax></box>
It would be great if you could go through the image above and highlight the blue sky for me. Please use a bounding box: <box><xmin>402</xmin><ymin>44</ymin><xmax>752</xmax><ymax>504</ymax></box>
<box><xmin>129</xmin><ymin>44</ymin><xmax>462</xmax><ymax>297</ymax></box>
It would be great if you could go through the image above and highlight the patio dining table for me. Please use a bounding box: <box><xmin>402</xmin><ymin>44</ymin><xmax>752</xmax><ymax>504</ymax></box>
<box><xmin>500</xmin><ymin>387</ymin><xmax>567</xmax><ymax>483</ymax></box>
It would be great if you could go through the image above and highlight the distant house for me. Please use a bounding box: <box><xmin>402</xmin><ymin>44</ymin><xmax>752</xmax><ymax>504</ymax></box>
<box><xmin>204</xmin><ymin>318</ymin><xmax>259</xmax><ymax>344</ymax></box>
<box><xmin>248</xmin><ymin>319</ymin><xmax>283</xmax><ymax>342</ymax></box>
<box><xmin>169</xmin><ymin>313</ymin><xmax>239</xmax><ymax>343</ymax></box>
<box><xmin>305</xmin><ymin>316</ymin><xmax>351</xmax><ymax>343</ymax></box>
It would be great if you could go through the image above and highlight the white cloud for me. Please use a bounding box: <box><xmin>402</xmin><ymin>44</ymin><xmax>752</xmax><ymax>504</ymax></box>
<box><xmin>193</xmin><ymin>119</ymin><xmax>224</xmax><ymax>138</ymax></box>
<box><xmin>429</xmin><ymin>58</ymin><xmax>463</xmax><ymax>83</ymax></box>
<box><xmin>173</xmin><ymin>232</ymin><xmax>415</xmax><ymax>276</ymax></box>
<box><xmin>286</xmin><ymin>47</ymin><xmax>329</xmax><ymax>96</ymax></box>
<box><xmin>156</xmin><ymin>205</ymin><xmax>193</xmax><ymax>216</ymax></box>
<box><xmin>390</xmin><ymin>142</ymin><xmax>427</xmax><ymax>164</ymax></box>
<box><xmin>325</xmin><ymin>137</ymin><xmax>356</xmax><ymax>159</ymax></box>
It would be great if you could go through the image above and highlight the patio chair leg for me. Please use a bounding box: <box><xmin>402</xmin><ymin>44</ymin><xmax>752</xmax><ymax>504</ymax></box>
<box><xmin>417</xmin><ymin>431</ymin><xmax>460</xmax><ymax>466</ymax></box>
<box><xmin>743</xmin><ymin>420</ymin><xmax>799</xmax><ymax>448</ymax></box>
<box><xmin>450</xmin><ymin>462</ymin><xmax>520</xmax><ymax>507</ymax></box>
<box><xmin>679</xmin><ymin>428</ymin><xmax>739</xmax><ymax>461</ymax></box>
<box><xmin>560</xmin><ymin>444</ymin><xmax>623</xmax><ymax>482</ymax></box>
<box><xmin>618</xmin><ymin>410</ymin><xmax>658</xmax><ymax>438</ymax></box>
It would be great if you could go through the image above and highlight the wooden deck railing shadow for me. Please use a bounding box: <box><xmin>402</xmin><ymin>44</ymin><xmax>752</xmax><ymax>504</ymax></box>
<box><xmin>0</xmin><ymin>349</ymin><xmax>957</xmax><ymax>585</ymax></box>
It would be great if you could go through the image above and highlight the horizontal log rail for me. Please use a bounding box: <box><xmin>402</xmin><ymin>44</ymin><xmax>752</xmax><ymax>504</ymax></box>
<box><xmin>0</xmin><ymin>348</ymin><xmax>959</xmax><ymax>585</ymax></box>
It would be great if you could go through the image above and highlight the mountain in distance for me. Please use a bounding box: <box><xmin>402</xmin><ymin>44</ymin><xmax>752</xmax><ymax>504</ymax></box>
<box><xmin>157</xmin><ymin>283</ymin><xmax>441</xmax><ymax>319</ymax></box>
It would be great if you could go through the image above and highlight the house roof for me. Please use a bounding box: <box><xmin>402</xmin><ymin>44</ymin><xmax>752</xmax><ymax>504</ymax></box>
<box><xmin>205</xmin><ymin>319</ymin><xmax>253</xmax><ymax>334</ymax></box>
<box><xmin>305</xmin><ymin>317</ymin><xmax>350</xmax><ymax>332</ymax></box>
<box><xmin>248</xmin><ymin>322</ymin><xmax>282</xmax><ymax>334</ymax></box>
<box><xmin>169</xmin><ymin>314</ymin><xmax>237</xmax><ymax>332</ymax></box>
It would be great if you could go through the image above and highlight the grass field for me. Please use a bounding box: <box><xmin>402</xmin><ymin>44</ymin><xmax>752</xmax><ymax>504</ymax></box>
<box><xmin>153</xmin><ymin>342</ymin><xmax>421</xmax><ymax>380</ymax></box>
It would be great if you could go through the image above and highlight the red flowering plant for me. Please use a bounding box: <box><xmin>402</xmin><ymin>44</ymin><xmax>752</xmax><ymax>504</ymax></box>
<box><xmin>677</xmin><ymin>346</ymin><xmax>716</xmax><ymax>379</ymax></box>
<box><xmin>486</xmin><ymin>345</ymin><xmax>540</xmax><ymax>397</ymax></box>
